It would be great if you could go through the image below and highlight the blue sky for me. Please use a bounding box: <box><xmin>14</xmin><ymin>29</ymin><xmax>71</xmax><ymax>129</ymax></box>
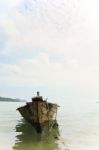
<box><xmin>0</xmin><ymin>0</ymin><xmax>99</xmax><ymax>103</ymax></box>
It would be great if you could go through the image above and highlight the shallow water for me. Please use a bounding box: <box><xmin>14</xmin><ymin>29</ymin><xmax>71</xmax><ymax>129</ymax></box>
<box><xmin>0</xmin><ymin>101</ymin><xmax>99</xmax><ymax>150</ymax></box>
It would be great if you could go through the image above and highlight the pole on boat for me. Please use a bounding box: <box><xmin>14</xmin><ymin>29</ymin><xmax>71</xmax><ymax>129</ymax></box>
<box><xmin>37</xmin><ymin>91</ymin><xmax>40</xmax><ymax>97</ymax></box>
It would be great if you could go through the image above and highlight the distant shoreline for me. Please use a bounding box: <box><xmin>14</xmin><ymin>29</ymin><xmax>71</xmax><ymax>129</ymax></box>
<box><xmin>0</xmin><ymin>101</ymin><xmax>25</xmax><ymax>102</ymax></box>
<box><xmin>0</xmin><ymin>97</ymin><xmax>26</xmax><ymax>102</ymax></box>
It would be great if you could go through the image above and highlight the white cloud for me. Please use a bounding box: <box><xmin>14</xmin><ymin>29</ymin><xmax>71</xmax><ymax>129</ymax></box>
<box><xmin>1</xmin><ymin>52</ymin><xmax>99</xmax><ymax>91</ymax></box>
<box><xmin>1</xmin><ymin>0</ymin><xmax>99</xmax><ymax>99</ymax></box>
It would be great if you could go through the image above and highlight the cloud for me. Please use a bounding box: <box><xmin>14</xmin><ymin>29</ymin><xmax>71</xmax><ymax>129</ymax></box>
<box><xmin>6</xmin><ymin>0</ymin><xmax>99</xmax><ymax>57</ymax></box>
<box><xmin>0</xmin><ymin>0</ymin><xmax>99</xmax><ymax>99</ymax></box>
<box><xmin>1</xmin><ymin>52</ymin><xmax>99</xmax><ymax>91</ymax></box>
<box><xmin>0</xmin><ymin>52</ymin><xmax>72</xmax><ymax>85</ymax></box>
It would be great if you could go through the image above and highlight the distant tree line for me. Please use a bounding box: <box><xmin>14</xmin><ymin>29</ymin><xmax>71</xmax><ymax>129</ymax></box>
<box><xmin>0</xmin><ymin>96</ymin><xmax>26</xmax><ymax>102</ymax></box>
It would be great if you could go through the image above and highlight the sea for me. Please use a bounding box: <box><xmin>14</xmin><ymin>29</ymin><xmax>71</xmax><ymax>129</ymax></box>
<box><xmin>0</xmin><ymin>101</ymin><xmax>99</xmax><ymax>150</ymax></box>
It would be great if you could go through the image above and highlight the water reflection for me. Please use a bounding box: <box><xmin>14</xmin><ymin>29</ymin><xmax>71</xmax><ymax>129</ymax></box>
<box><xmin>13</xmin><ymin>119</ymin><xmax>59</xmax><ymax>150</ymax></box>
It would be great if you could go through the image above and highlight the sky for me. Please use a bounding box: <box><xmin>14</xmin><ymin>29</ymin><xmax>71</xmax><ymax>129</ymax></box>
<box><xmin>0</xmin><ymin>0</ymin><xmax>99</xmax><ymax>103</ymax></box>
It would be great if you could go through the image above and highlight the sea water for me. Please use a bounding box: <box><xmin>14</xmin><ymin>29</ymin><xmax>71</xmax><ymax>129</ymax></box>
<box><xmin>0</xmin><ymin>101</ymin><xmax>99</xmax><ymax>150</ymax></box>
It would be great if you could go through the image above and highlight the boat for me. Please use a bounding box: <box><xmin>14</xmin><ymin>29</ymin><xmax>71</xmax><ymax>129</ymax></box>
<box><xmin>17</xmin><ymin>92</ymin><xmax>59</xmax><ymax>133</ymax></box>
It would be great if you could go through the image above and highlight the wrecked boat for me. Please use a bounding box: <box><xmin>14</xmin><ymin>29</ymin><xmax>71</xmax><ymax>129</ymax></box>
<box><xmin>17</xmin><ymin>92</ymin><xmax>59</xmax><ymax>133</ymax></box>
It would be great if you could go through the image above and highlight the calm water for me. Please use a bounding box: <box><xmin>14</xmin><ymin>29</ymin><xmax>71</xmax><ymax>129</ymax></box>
<box><xmin>0</xmin><ymin>101</ymin><xmax>99</xmax><ymax>150</ymax></box>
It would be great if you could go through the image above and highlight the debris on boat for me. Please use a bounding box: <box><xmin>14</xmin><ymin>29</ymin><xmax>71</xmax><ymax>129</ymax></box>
<box><xmin>17</xmin><ymin>92</ymin><xmax>59</xmax><ymax>133</ymax></box>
